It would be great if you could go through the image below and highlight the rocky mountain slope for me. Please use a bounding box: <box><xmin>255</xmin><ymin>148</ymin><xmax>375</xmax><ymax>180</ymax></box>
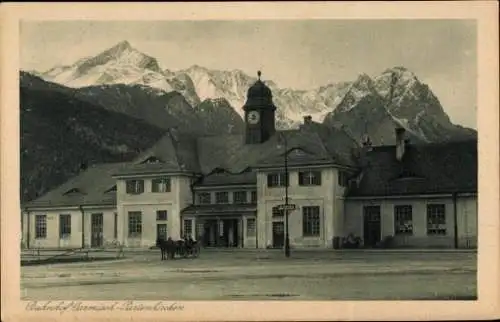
<box><xmin>21</xmin><ymin>72</ymin><xmax>245</xmax><ymax>136</ymax></box>
<box><xmin>20</xmin><ymin>82</ymin><xmax>167</xmax><ymax>203</ymax></box>
<box><xmin>36</xmin><ymin>41</ymin><xmax>476</xmax><ymax>145</ymax></box>
<box><xmin>20</xmin><ymin>72</ymin><xmax>248</xmax><ymax>202</ymax></box>
<box><xmin>323</xmin><ymin>68</ymin><xmax>476</xmax><ymax>145</ymax></box>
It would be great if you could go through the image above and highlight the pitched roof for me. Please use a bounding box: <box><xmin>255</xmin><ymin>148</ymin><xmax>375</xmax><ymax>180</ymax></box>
<box><xmin>112</xmin><ymin>119</ymin><xmax>361</xmax><ymax>180</ymax></box>
<box><xmin>197</xmin><ymin>169</ymin><xmax>257</xmax><ymax>187</ymax></box>
<box><xmin>302</xmin><ymin>122</ymin><xmax>361</xmax><ymax>167</ymax></box>
<box><xmin>254</xmin><ymin>129</ymin><xmax>335</xmax><ymax>168</ymax></box>
<box><xmin>24</xmin><ymin>162</ymin><xmax>128</xmax><ymax>209</ymax></box>
<box><xmin>347</xmin><ymin>140</ymin><xmax>477</xmax><ymax>197</ymax></box>
<box><xmin>114</xmin><ymin>129</ymin><xmax>200</xmax><ymax>176</ymax></box>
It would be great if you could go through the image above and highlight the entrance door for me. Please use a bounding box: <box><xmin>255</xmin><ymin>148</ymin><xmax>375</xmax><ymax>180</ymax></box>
<box><xmin>91</xmin><ymin>213</ymin><xmax>104</xmax><ymax>248</ymax></box>
<box><xmin>203</xmin><ymin>220</ymin><xmax>218</xmax><ymax>247</ymax></box>
<box><xmin>363</xmin><ymin>206</ymin><xmax>381</xmax><ymax>247</ymax></box>
<box><xmin>156</xmin><ymin>224</ymin><xmax>167</xmax><ymax>241</ymax></box>
<box><xmin>272</xmin><ymin>221</ymin><xmax>285</xmax><ymax>248</ymax></box>
<box><xmin>223</xmin><ymin>219</ymin><xmax>240</xmax><ymax>247</ymax></box>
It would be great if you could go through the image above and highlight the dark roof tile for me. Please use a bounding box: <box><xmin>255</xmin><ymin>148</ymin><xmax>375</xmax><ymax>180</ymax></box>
<box><xmin>198</xmin><ymin>170</ymin><xmax>257</xmax><ymax>186</ymax></box>
<box><xmin>24</xmin><ymin>162</ymin><xmax>128</xmax><ymax>208</ymax></box>
<box><xmin>348</xmin><ymin>140</ymin><xmax>477</xmax><ymax>196</ymax></box>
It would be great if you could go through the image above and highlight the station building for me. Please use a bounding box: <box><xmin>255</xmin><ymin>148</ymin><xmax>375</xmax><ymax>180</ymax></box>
<box><xmin>21</xmin><ymin>73</ymin><xmax>478</xmax><ymax>250</ymax></box>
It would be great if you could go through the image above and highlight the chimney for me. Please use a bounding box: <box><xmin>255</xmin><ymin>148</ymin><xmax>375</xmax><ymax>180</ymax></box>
<box><xmin>79</xmin><ymin>162</ymin><xmax>88</xmax><ymax>171</ymax></box>
<box><xmin>303</xmin><ymin>115</ymin><xmax>312</xmax><ymax>125</ymax></box>
<box><xmin>395</xmin><ymin>127</ymin><xmax>406</xmax><ymax>161</ymax></box>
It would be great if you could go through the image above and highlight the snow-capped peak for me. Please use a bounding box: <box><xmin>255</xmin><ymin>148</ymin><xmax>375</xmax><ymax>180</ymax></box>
<box><xmin>334</xmin><ymin>73</ymin><xmax>378</xmax><ymax>113</ymax></box>
<box><xmin>31</xmin><ymin>41</ymin><xmax>472</xmax><ymax>143</ymax></box>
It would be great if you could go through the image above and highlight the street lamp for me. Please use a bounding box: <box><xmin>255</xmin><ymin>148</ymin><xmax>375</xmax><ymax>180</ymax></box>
<box><xmin>283</xmin><ymin>133</ymin><xmax>291</xmax><ymax>258</ymax></box>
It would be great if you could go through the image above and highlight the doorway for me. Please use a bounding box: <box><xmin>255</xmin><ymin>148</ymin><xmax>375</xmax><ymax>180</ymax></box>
<box><xmin>201</xmin><ymin>218</ymin><xmax>241</xmax><ymax>247</ymax></box>
<box><xmin>363</xmin><ymin>206</ymin><xmax>381</xmax><ymax>247</ymax></box>
<box><xmin>91</xmin><ymin>213</ymin><xmax>104</xmax><ymax>248</ymax></box>
<box><xmin>272</xmin><ymin>221</ymin><xmax>285</xmax><ymax>248</ymax></box>
<box><xmin>156</xmin><ymin>223</ymin><xmax>167</xmax><ymax>241</ymax></box>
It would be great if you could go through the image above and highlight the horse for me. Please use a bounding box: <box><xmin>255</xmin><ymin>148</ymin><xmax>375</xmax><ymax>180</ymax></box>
<box><xmin>158</xmin><ymin>237</ymin><xmax>176</xmax><ymax>260</ymax></box>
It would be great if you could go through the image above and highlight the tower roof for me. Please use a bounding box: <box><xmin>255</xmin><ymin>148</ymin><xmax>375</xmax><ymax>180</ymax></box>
<box><xmin>243</xmin><ymin>71</ymin><xmax>275</xmax><ymax>110</ymax></box>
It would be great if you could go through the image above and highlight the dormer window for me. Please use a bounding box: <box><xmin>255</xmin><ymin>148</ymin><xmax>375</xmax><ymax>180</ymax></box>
<box><xmin>63</xmin><ymin>188</ymin><xmax>84</xmax><ymax>196</ymax></box>
<box><xmin>152</xmin><ymin>177</ymin><xmax>171</xmax><ymax>193</ymax></box>
<box><xmin>141</xmin><ymin>156</ymin><xmax>163</xmax><ymax>164</ymax></box>
<box><xmin>299</xmin><ymin>170</ymin><xmax>322</xmax><ymax>186</ymax></box>
<box><xmin>126</xmin><ymin>180</ymin><xmax>144</xmax><ymax>195</ymax></box>
<box><xmin>290</xmin><ymin>148</ymin><xmax>308</xmax><ymax>157</ymax></box>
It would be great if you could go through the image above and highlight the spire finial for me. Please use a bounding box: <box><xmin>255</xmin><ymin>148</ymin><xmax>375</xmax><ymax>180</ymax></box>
<box><xmin>257</xmin><ymin>70</ymin><xmax>262</xmax><ymax>80</ymax></box>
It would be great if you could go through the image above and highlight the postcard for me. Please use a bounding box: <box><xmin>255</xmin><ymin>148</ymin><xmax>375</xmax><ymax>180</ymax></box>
<box><xmin>1</xmin><ymin>1</ymin><xmax>499</xmax><ymax>321</ymax></box>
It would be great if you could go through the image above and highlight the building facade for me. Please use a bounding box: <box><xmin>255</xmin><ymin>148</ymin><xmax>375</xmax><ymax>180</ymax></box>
<box><xmin>21</xmin><ymin>73</ymin><xmax>478</xmax><ymax>250</ymax></box>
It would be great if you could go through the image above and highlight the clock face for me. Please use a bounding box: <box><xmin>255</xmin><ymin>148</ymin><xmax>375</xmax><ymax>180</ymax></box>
<box><xmin>247</xmin><ymin>111</ymin><xmax>260</xmax><ymax>124</ymax></box>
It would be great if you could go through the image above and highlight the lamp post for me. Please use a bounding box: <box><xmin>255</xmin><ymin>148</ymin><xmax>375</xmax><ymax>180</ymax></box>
<box><xmin>283</xmin><ymin>133</ymin><xmax>291</xmax><ymax>258</ymax></box>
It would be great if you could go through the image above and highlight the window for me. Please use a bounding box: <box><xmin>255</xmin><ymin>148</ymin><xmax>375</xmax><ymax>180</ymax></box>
<box><xmin>272</xmin><ymin>206</ymin><xmax>284</xmax><ymax>218</ymax></box>
<box><xmin>59</xmin><ymin>214</ymin><xmax>71</xmax><ymax>238</ymax></box>
<box><xmin>157</xmin><ymin>223</ymin><xmax>168</xmax><ymax>240</ymax></box>
<box><xmin>35</xmin><ymin>215</ymin><xmax>47</xmax><ymax>239</ymax></box>
<box><xmin>126</xmin><ymin>180</ymin><xmax>144</xmax><ymax>194</ymax></box>
<box><xmin>113</xmin><ymin>213</ymin><xmax>118</xmax><ymax>239</ymax></box>
<box><xmin>215</xmin><ymin>191</ymin><xmax>229</xmax><ymax>204</ymax></box>
<box><xmin>364</xmin><ymin>206</ymin><xmax>381</xmax><ymax>222</ymax></box>
<box><xmin>338</xmin><ymin>171</ymin><xmax>349</xmax><ymax>187</ymax></box>
<box><xmin>302</xmin><ymin>206</ymin><xmax>321</xmax><ymax>237</ymax></box>
<box><xmin>128</xmin><ymin>211</ymin><xmax>142</xmax><ymax>237</ymax></box>
<box><xmin>251</xmin><ymin>191</ymin><xmax>257</xmax><ymax>203</ymax></box>
<box><xmin>233</xmin><ymin>191</ymin><xmax>247</xmax><ymax>204</ymax></box>
<box><xmin>427</xmin><ymin>204</ymin><xmax>446</xmax><ymax>235</ymax></box>
<box><xmin>394</xmin><ymin>205</ymin><xmax>413</xmax><ymax>235</ymax></box>
<box><xmin>198</xmin><ymin>192</ymin><xmax>211</xmax><ymax>205</ymax></box>
<box><xmin>246</xmin><ymin>218</ymin><xmax>256</xmax><ymax>236</ymax></box>
<box><xmin>156</xmin><ymin>210</ymin><xmax>168</xmax><ymax>221</ymax></box>
<box><xmin>298</xmin><ymin>170</ymin><xmax>322</xmax><ymax>186</ymax></box>
<box><xmin>267</xmin><ymin>172</ymin><xmax>289</xmax><ymax>187</ymax></box>
<box><xmin>183</xmin><ymin>219</ymin><xmax>193</xmax><ymax>238</ymax></box>
<box><xmin>142</xmin><ymin>156</ymin><xmax>163</xmax><ymax>164</ymax></box>
<box><xmin>152</xmin><ymin>177</ymin><xmax>171</xmax><ymax>193</ymax></box>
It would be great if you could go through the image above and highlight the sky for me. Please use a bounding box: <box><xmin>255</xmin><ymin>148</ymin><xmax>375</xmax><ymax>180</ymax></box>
<box><xmin>20</xmin><ymin>20</ymin><xmax>477</xmax><ymax>129</ymax></box>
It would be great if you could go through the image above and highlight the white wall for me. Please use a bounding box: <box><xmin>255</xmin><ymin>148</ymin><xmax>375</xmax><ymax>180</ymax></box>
<box><xmin>344</xmin><ymin>195</ymin><xmax>478</xmax><ymax>248</ymax></box>
<box><xmin>23</xmin><ymin>207</ymin><xmax>116</xmax><ymax>249</ymax></box>
<box><xmin>116</xmin><ymin>175</ymin><xmax>194</xmax><ymax>247</ymax></box>
<box><xmin>256</xmin><ymin>167</ymin><xmax>346</xmax><ymax>249</ymax></box>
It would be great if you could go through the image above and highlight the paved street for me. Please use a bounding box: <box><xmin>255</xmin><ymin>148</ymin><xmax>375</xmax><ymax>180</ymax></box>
<box><xmin>21</xmin><ymin>250</ymin><xmax>477</xmax><ymax>301</ymax></box>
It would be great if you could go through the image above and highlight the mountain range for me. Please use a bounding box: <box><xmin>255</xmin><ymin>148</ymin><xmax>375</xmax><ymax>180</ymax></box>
<box><xmin>34</xmin><ymin>40</ymin><xmax>476</xmax><ymax>145</ymax></box>
<box><xmin>20</xmin><ymin>40</ymin><xmax>476</xmax><ymax>202</ymax></box>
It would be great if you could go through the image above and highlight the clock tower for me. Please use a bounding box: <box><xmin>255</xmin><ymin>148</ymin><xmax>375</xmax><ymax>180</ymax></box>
<box><xmin>243</xmin><ymin>71</ymin><xmax>276</xmax><ymax>144</ymax></box>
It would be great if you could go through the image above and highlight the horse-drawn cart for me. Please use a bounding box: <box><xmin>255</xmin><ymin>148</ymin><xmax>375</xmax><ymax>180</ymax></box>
<box><xmin>158</xmin><ymin>238</ymin><xmax>201</xmax><ymax>260</ymax></box>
